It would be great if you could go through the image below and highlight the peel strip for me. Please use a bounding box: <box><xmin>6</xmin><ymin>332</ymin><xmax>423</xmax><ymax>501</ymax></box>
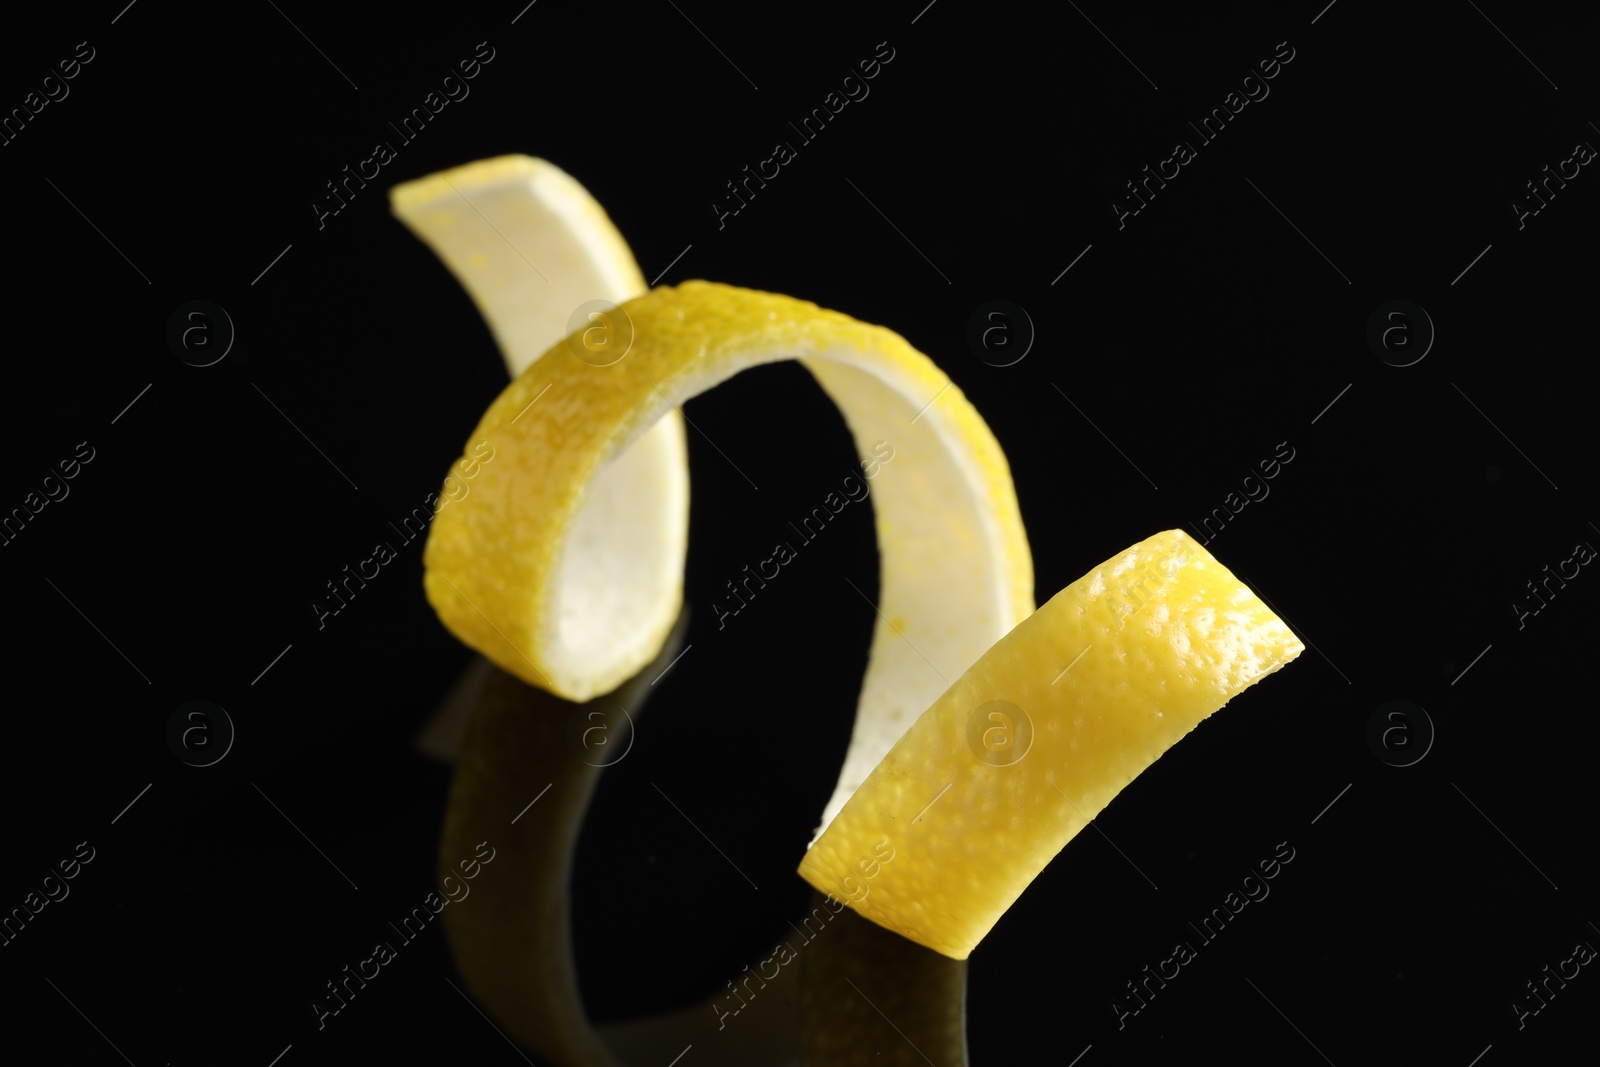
<box><xmin>391</xmin><ymin>157</ymin><xmax>1034</xmax><ymax>838</ymax></box>
<box><xmin>798</xmin><ymin>529</ymin><xmax>1304</xmax><ymax>959</ymax></box>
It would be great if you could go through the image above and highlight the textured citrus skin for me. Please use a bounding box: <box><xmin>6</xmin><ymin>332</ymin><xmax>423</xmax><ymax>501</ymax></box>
<box><xmin>392</xmin><ymin>153</ymin><xmax>689</xmax><ymax>704</ymax></box>
<box><xmin>423</xmin><ymin>282</ymin><xmax>1035</xmax><ymax>833</ymax></box>
<box><xmin>797</xmin><ymin>529</ymin><xmax>1304</xmax><ymax>960</ymax></box>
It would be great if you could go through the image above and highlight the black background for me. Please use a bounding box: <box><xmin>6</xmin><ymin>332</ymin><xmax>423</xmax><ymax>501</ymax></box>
<box><xmin>2</xmin><ymin>1</ymin><xmax>1598</xmax><ymax>1064</ymax></box>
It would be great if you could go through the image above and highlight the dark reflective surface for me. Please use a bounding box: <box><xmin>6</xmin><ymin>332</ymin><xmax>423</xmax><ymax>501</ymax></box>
<box><xmin>437</xmin><ymin>610</ymin><xmax>967</xmax><ymax>1065</ymax></box>
<box><xmin>7</xmin><ymin>5</ymin><xmax>1597</xmax><ymax>1064</ymax></box>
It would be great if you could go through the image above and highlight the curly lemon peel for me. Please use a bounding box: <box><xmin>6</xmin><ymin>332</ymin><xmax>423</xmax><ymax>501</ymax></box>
<box><xmin>393</xmin><ymin>160</ymin><xmax>1301</xmax><ymax>969</ymax></box>
<box><xmin>392</xmin><ymin>158</ymin><xmax>1033</xmax><ymax>841</ymax></box>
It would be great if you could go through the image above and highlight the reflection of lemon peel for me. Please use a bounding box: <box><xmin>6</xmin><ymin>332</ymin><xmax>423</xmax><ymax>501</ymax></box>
<box><xmin>799</xmin><ymin>530</ymin><xmax>1304</xmax><ymax>960</ymax></box>
<box><xmin>437</xmin><ymin>618</ymin><xmax>808</xmax><ymax>1067</ymax></box>
<box><xmin>799</xmin><ymin>893</ymin><xmax>967</xmax><ymax>1067</ymax></box>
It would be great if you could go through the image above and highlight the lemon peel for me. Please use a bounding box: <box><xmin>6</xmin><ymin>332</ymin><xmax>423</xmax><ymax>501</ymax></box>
<box><xmin>798</xmin><ymin>529</ymin><xmax>1304</xmax><ymax>959</ymax></box>
<box><xmin>392</xmin><ymin>154</ymin><xmax>691</xmax><ymax>714</ymax></box>
<box><xmin>396</xmin><ymin>157</ymin><xmax>1302</xmax><ymax>985</ymax></box>
<box><xmin>394</xmin><ymin>157</ymin><xmax>1035</xmax><ymax>840</ymax></box>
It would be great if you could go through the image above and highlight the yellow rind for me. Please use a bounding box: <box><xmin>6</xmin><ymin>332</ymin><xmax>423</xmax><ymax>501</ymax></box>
<box><xmin>395</xmin><ymin>156</ymin><xmax>1034</xmax><ymax>843</ymax></box>
<box><xmin>423</xmin><ymin>279</ymin><xmax>1033</xmax><ymax>689</ymax></box>
<box><xmin>391</xmin><ymin>152</ymin><xmax>687</xmax><ymax>712</ymax></box>
<box><xmin>797</xmin><ymin>529</ymin><xmax>1303</xmax><ymax>959</ymax></box>
<box><xmin>421</xmin><ymin>280</ymin><xmax>1034</xmax><ymax>837</ymax></box>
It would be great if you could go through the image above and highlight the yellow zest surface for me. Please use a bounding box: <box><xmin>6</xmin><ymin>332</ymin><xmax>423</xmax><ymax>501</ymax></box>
<box><xmin>798</xmin><ymin>529</ymin><xmax>1303</xmax><ymax>959</ymax></box>
<box><xmin>408</xmin><ymin>258</ymin><xmax>1032</xmax><ymax>838</ymax></box>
